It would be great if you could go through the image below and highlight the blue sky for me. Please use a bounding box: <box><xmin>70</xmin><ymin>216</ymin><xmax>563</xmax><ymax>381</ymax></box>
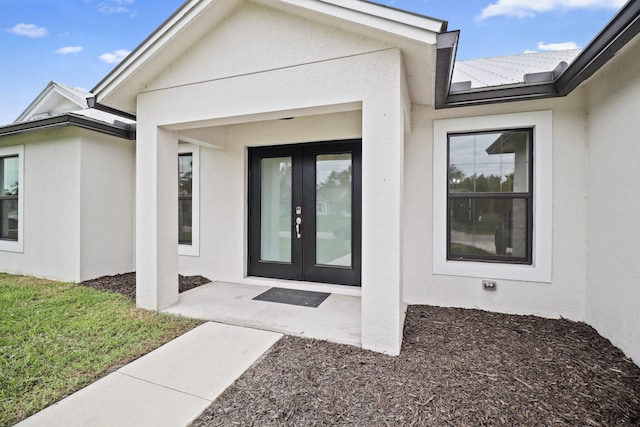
<box><xmin>0</xmin><ymin>0</ymin><xmax>625</xmax><ymax>125</ymax></box>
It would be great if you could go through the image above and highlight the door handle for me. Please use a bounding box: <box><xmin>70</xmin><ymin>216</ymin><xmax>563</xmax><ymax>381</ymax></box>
<box><xmin>295</xmin><ymin>217</ymin><xmax>302</xmax><ymax>239</ymax></box>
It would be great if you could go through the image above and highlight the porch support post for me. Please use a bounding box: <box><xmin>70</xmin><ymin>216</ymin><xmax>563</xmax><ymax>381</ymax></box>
<box><xmin>360</xmin><ymin>51</ymin><xmax>405</xmax><ymax>355</ymax></box>
<box><xmin>136</xmin><ymin>126</ymin><xmax>179</xmax><ymax>310</ymax></box>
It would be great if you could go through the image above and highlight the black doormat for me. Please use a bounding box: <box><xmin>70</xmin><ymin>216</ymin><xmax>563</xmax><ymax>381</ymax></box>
<box><xmin>253</xmin><ymin>287</ymin><xmax>330</xmax><ymax>308</ymax></box>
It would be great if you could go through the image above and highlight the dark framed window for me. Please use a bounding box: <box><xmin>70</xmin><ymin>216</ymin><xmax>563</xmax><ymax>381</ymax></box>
<box><xmin>0</xmin><ymin>155</ymin><xmax>19</xmax><ymax>241</ymax></box>
<box><xmin>447</xmin><ymin>128</ymin><xmax>533</xmax><ymax>264</ymax></box>
<box><xmin>178</xmin><ymin>153</ymin><xmax>193</xmax><ymax>245</ymax></box>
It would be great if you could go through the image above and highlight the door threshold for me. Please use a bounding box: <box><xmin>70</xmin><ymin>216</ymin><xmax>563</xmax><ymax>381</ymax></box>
<box><xmin>243</xmin><ymin>276</ymin><xmax>362</xmax><ymax>297</ymax></box>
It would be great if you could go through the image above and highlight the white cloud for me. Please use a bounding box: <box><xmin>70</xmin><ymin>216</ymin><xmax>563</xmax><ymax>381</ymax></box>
<box><xmin>523</xmin><ymin>41</ymin><xmax>580</xmax><ymax>53</ymax></box>
<box><xmin>479</xmin><ymin>0</ymin><xmax>626</xmax><ymax>20</ymax></box>
<box><xmin>538</xmin><ymin>41</ymin><xmax>580</xmax><ymax>50</ymax></box>
<box><xmin>6</xmin><ymin>23</ymin><xmax>48</xmax><ymax>38</ymax></box>
<box><xmin>99</xmin><ymin>0</ymin><xmax>135</xmax><ymax>14</ymax></box>
<box><xmin>99</xmin><ymin>49</ymin><xmax>131</xmax><ymax>64</ymax></box>
<box><xmin>55</xmin><ymin>46</ymin><xmax>84</xmax><ymax>55</ymax></box>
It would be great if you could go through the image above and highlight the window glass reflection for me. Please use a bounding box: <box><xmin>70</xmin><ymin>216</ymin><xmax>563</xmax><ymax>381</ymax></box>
<box><xmin>316</xmin><ymin>153</ymin><xmax>352</xmax><ymax>267</ymax></box>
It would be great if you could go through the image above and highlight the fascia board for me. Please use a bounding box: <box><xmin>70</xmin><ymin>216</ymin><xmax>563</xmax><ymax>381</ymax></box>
<box><xmin>0</xmin><ymin>114</ymin><xmax>134</xmax><ymax>140</ymax></box>
<box><xmin>442</xmin><ymin>83</ymin><xmax>558</xmax><ymax>108</ymax></box>
<box><xmin>275</xmin><ymin>0</ymin><xmax>443</xmax><ymax>43</ymax></box>
<box><xmin>434</xmin><ymin>31</ymin><xmax>459</xmax><ymax>109</ymax></box>
<box><xmin>319</xmin><ymin>0</ymin><xmax>444</xmax><ymax>32</ymax></box>
<box><xmin>555</xmin><ymin>0</ymin><xmax>640</xmax><ymax>95</ymax></box>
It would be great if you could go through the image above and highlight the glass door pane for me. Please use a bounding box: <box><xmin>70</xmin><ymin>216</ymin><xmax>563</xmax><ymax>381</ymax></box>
<box><xmin>260</xmin><ymin>157</ymin><xmax>292</xmax><ymax>263</ymax></box>
<box><xmin>315</xmin><ymin>153</ymin><xmax>352</xmax><ymax>267</ymax></box>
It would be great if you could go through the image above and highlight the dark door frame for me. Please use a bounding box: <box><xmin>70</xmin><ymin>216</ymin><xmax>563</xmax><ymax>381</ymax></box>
<box><xmin>247</xmin><ymin>139</ymin><xmax>362</xmax><ymax>286</ymax></box>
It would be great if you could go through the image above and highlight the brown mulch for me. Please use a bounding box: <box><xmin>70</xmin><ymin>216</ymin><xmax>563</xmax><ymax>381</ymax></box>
<box><xmin>78</xmin><ymin>273</ymin><xmax>640</xmax><ymax>425</ymax></box>
<box><xmin>79</xmin><ymin>272</ymin><xmax>210</xmax><ymax>301</ymax></box>
<box><xmin>192</xmin><ymin>306</ymin><xmax>640</xmax><ymax>427</ymax></box>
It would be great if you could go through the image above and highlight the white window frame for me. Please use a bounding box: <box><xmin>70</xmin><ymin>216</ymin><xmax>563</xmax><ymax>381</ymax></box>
<box><xmin>433</xmin><ymin>111</ymin><xmax>552</xmax><ymax>283</ymax></box>
<box><xmin>0</xmin><ymin>145</ymin><xmax>24</xmax><ymax>253</ymax></box>
<box><xmin>178</xmin><ymin>143</ymin><xmax>200</xmax><ymax>257</ymax></box>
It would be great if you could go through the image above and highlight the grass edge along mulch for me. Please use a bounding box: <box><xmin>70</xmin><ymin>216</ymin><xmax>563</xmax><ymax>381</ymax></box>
<box><xmin>0</xmin><ymin>273</ymin><xmax>202</xmax><ymax>427</ymax></box>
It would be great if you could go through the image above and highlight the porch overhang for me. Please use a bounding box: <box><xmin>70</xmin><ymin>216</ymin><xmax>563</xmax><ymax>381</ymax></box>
<box><xmin>91</xmin><ymin>0</ymin><xmax>446</xmax><ymax>114</ymax></box>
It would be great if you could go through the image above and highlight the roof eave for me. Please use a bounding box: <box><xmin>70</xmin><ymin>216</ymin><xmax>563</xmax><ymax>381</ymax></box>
<box><xmin>0</xmin><ymin>114</ymin><xmax>136</xmax><ymax>140</ymax></box>
<box><xmin>443</xmin><ymin>83</ymin><xmax>559</xmax><ymax>109</ymax></box>
<box><xmin>435</xmin><ymin>0</ymin><xmax>640</xmax><ymax>109</ymax></box>
<box><xmin>555</xmin><ymin>0</ymin><xmax>640</xmax><ymax>96</ymax></box>
<box><xmin>92</xmin><ymin>0</ymin><xmax>446</xmax><ymax>113</ymax></box>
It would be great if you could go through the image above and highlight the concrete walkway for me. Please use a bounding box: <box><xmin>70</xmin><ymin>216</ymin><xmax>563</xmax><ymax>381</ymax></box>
<box><xmin>16</xmin><ymin>322</ymin><xmax>282</xmax><ymax>427</ymax></box>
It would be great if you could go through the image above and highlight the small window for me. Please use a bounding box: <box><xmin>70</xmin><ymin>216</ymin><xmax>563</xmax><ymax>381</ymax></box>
<box><xmin>0</xmin><ymin>155</ymin><xmax>19</xmax><ymax>241</ymax></box>
<box><xmin>178</xmin><ymin>153</ymin><xmax>193</xmax><ymax>245</ymax></box>
<box><xmin>178</xmin><ymin>144</ymin><xmax>200</xmax><ymax>256</ymax></box>
<box><xmin>447</xmin><ymin>129</ymin><xmax>533</xmax><ymax>264</ymax></box>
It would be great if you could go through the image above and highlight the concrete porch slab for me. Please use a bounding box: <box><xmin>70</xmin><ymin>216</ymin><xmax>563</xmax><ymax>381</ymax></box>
<box><xmin>163</xmin><ymin>281</ymin><xmax>362</xmax><ymax>347</ymax></box>
<box><xmin>16</xmin><ymin>322</ymin><xmax>282</xmax><ymax>427</ymax></box>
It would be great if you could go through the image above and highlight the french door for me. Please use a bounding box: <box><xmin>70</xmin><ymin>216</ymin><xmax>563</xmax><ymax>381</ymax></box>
<box><xmin>248</xmin><ymin>140</ymin><xmax>361</xmax><ymax>286</ymax></box>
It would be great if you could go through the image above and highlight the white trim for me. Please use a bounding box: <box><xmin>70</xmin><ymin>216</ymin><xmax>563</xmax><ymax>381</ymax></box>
<box><xmin>91</xmin><ymin>0</ymin><xmax>443</xmax><ymax>110</ymax></box>
<box><xmin>14</xmin><ymin>81</ymin><xmax>89</xmax><ymax>123</ymax></box>
<box><xmin>0</xmin><ymin>145</ymin><xmax>24</xmax><ymax>253</ymax></box>
<box><xmin>178</xmin><ymin>143</ymin><xmax>200</xmax><ymax>257</ymax></box>
<box><xmin>433</xmin><ymin>111</ymin><xmax>553</xmax><ymax>283</ymax></box>
<box><xmin>272</xmin><ymin>0</ymin><xmax>442</xmax><ymax>41</ymax></box>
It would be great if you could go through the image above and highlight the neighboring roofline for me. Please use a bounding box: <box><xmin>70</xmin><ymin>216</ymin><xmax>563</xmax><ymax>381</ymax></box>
<box><xmin>0</xmin><ymin>114</ymin><xmax>136</xmax><ymax>140</ymax></box>
<box><xmin>91</xmin><ymin>0</ymin><xmax>447</xmax><ymax>112</ymax></box>
<box><xmin>14</xmin><ymin>81</ymin><xmax>88</xmax><ymax>123</ymax></box>
<box><xmin>435</xmin><ymin>0</ymin><xmax>640</xmax><ymax>109</ymax></box>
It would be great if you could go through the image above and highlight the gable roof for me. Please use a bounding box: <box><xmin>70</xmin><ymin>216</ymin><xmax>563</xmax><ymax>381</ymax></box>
<box><xmin>91</xmin><ymin>0</ymin><xmax>446</xmax><ymax>114</ymax></box>
<box><xmin>1</xmin><ymin>81</ymin><xmax>135</xmax><ymax>140</ymax></box>
<box><xmin>14</xmin><ymin>81</ymin><xmax>135</xmax><ymax>127</ymax></box>
<box><xmin>436</xmin><ymin>0</ymin><xmax>640</xmax><ymax>108</ymax></box>
<box><xmin>14</xmin><ymin>81</ymin><xmax>92</xmax><ymax>123</ymax></box>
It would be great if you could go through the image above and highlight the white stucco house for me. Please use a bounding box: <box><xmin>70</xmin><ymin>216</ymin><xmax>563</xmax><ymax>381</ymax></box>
<box><xmin>0</xmin><ymin>0</ymin><xmax>638</xmax><ymax>360</ymax></box>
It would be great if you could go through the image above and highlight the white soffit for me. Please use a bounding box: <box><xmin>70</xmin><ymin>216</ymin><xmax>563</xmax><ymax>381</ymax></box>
<box><xmin>92</xmin><ymin>0</ymin><xmax>446</xmax><ymax>113</ymax></box>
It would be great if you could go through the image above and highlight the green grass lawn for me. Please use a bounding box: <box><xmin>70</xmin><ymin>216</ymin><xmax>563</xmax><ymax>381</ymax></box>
<box><xmin>0</xmin><ymin>274</ymin><xmax>202</xmax><ymax>427</ymax></box>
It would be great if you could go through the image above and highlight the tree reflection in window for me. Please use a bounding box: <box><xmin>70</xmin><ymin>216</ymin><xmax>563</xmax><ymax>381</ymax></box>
<box><xmin>0</xmin><ymin>156</ymin><xmax>19</xmax><ymax>241</ymax></box>
<box><xmin>447</xmin><ymin>129</ymin><xmax>532</xmax><ymax>264</ymax></box>
<box><xmin>178</xmin><ymin>153</ymin><xmax>193</xmax><ymax>245</ymax></box>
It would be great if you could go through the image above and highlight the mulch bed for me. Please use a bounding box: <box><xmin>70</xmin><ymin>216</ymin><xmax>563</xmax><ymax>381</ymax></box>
<box><xmin>79</xmin><ymin>274</ymin><xmax>640</xmax><ymax>425</ymax></box>
<box><xmin>79</xmin><ymin>272</ymin><xmax>210</xmax><ymax>301</ymax></box>
<box><xmin>193</xmin><ymin>306</ymin><xmax>640</xmax><ymax>427</ymax></box>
